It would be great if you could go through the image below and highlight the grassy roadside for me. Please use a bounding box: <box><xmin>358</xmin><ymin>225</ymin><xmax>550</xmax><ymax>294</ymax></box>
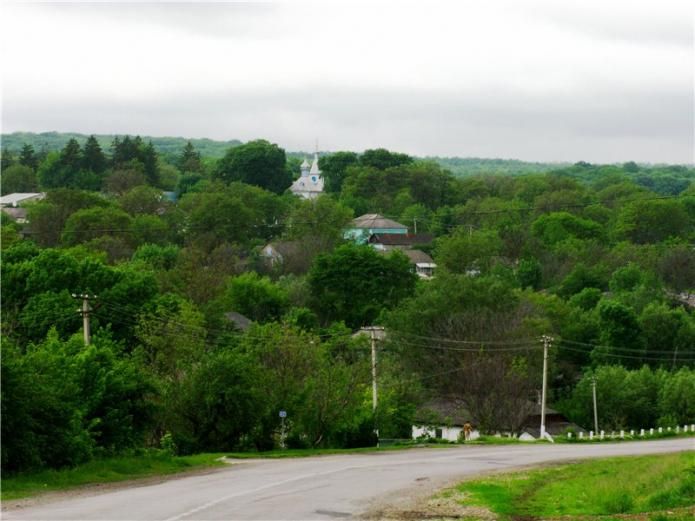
<box><xmin>1</xmin><ymin>452</ymin><xmax>227</xmax><ymax>501</ymax></box>
<box><xmin>444</xmin><ymin>451</ymin><xmax>695</xmax><ymax>520</ymax></box>
<box><xmin>225</xmin><ymin>442</ymin><xmax>462</xmax><ymax>459</ymax></box>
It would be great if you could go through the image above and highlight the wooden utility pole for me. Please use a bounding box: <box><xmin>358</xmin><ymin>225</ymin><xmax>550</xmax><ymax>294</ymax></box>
<box><xmin>72</xmin><ymin>293</ymin><xmax>97</xmax><ymax>345</ymax></box>
<box><xmin>592</xmin><ymin>376</ymin><xmax>599</xmax><ymax>434</ymax></box>
<box><xmin>540</xmin><ymin>334</ymin><xmax>553</xmax><ymax>438</ymax></box>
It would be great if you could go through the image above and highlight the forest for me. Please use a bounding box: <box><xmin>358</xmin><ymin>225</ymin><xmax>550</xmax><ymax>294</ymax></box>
<box><xmin>1</xmin><ymin>135</ymin><xmax>694</xmax><ymax>475</ymax></box>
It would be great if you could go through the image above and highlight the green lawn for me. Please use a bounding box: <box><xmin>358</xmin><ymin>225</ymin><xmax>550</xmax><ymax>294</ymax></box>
<box><xmin>452</xmin><ymin>451</ymin><xmax>695</xmax><ymax>520</ymax></box>
<box><xmin>1</xmin><ymin>452</ymin><xmax>227</xmax><ymax>501</ymax></box>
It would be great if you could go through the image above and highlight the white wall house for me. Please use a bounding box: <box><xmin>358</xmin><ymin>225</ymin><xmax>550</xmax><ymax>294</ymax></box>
<box><xmin>412</xmin><ymin>425</ymin><xmax>480</xmax><ymax>442</ymax></box>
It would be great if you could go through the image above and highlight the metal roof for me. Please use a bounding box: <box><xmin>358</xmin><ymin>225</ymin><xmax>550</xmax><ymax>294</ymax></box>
<box><xmin>352</xmin><ymin>214</ymin><xmax>407</xmax><ymax>230</ymax></box>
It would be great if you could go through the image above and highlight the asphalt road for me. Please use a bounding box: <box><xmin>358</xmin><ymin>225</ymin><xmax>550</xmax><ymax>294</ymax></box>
<box><xmin>4</xmin><ymin>438</ymin><xmax>693</xmax><ymax>521</ymax></box>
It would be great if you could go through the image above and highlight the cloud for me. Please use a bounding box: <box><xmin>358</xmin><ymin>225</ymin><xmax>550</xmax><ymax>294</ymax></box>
<box><xmin>1</xmin><ymin>1</ymin><xmax>692</xmax><ymax>163</ymax></box>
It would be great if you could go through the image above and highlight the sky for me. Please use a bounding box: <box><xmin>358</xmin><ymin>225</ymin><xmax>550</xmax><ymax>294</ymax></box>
<box><xmin>1</xmin><ymin>0</ymin><xmax>693</xmax><ymax>163</ymax></box>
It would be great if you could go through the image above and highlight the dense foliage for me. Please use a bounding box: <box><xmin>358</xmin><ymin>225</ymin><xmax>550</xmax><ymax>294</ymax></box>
<box><xmin>2</xmin><ymin>135</ymin><xmax>694</xmax><ymax>474</ymax></box>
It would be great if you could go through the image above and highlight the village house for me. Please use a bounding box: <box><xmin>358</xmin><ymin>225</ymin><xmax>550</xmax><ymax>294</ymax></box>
<box><xmin>411</xmin><ymin>398</ymin><xmax>580</xmax><ymax>442</ymax></box>
<box><xmin>0</xmin><ymin>192</ymin><xmax>45</xmax><ymax>208</ymax></box>
<box><xmin>260</xmin><ymin>241</ymin><xmax>302</xmax><ymax>268</ymax></box>
<box><xmin>344</xmin><ymin>214</ymin><xmax>408</xmax><ymax>244</ymax></box>
<box><xmin>367</xmin><ymin>233</ymin><xmax>434</xmax><ymax>251</ymax></box>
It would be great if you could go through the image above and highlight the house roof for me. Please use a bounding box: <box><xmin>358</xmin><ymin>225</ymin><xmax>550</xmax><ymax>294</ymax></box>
<box><xmin>369</xmin><ymin>233</ymin><xmax>434</xmax><ymax>246</ymax></box>
<box><xmin>414</xmin><ymin>398</ymin><xmax>473</xmax><ymax>426</ymax></box>
<box><xmin>401</xmin><ymin>249</ymin><xmax>435</xmax><ymax>266</ymax></box>
<box><xmin>414</xmin><ymin>398</ymin><xmax>561</xmax><ymax>427</ymax></box>
<box><xmin>352</xmin><ymin>214</ymin><xmax>407</xmax><ymax>230</ymax></box>
<box><xmin>0</xmin><ymin>193</ymin><xmax>44</xmax><ymax>207</ymax></box>
<box><xmin>223</xmin><ymin>311</ymin><xmax>252</xmax><ymax>331</ymax></box>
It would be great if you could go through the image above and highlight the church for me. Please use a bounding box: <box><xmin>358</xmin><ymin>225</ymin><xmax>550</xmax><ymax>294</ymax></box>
<box><xmin>289</xmin><ymin>152</ymin><xmax>324</xmax><ymax>199</ymax></box>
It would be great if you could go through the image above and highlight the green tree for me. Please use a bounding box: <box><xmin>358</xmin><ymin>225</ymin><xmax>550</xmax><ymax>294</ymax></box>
<box><xmin>62</xmin><ymin>206</ymin><xmax>133</xmax><ymax>246</ymax></box>
<box><xmin>595</xmin><ymin>300</ymin><xmax>645</xmax><ymax>365</ymax></box>
<box><xmin>1</xmin><ymin>164</ymin><xmax>39</xmax><ymax>194</ymax></box>
<box><xmin>531</xmin><ymin>211</ymin><xmax>604</xmax><ymax>246</ymax></box>
<box><xmin>166</xmin><ymin>349</ymin><xmax>262</xmax><ymax>453</ymax></box>
<box><xmin>434</xmin><ymin>228</ymin><xmax>503</xmax><ymax>274</ymax></box>
<box><xmin>19</xmin><ymin>143</ymin><xmax>39</xmax><ymax>171</ymax></box>
<box><xmin>82</xmin><ymin>135</ymin><xmax>107</xmax><ymax>174</ymax></box>
<box><xmin>118</xmin><ymin>185</ymin><xmax>166</xmax><ymax>215</ymax></box>
<box><xmin>360</xmin><ymin>148</ymin><xmax>412</xmax><ymax>170</ymax></box>
<box><xmin>318</xmin><ymin>151</ymin><xmax>359</xmax><ymax>193</ymax></box>
<box><xmin>178</xmin><ymin>141</ymin><xmax>202</xmax><ymax>173</ymax></box>
<box><xmin>222</xmin><ymin>272</ymin><xmax>288</xmax><ymax>322</ymax></box>
<box><xmin>615</xmin><ymin>199</ymin><xmax>691</xmax><ymax>244</ymax></box>
<box><xmin>215</xmin><ymin>140</ymin><xmax>291</xmax><ymax>194</ymax></box>
<box><xmin>308</xmin><ymin>244</ymin><xmax>417</xmax><ymax>328</ymax></box>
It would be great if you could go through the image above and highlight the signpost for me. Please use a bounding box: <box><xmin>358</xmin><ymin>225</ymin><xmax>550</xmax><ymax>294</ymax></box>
<box><xmin>279</xmin><ymin>410</ymin><xmax>287</xmax><ymax>449</ymax></box>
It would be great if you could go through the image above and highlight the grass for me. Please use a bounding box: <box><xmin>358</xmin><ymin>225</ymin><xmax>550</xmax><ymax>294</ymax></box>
<box><xmin>1</xmin><ymin>452</ymin><xmax>227</xmax><ymax>501</ymax></box>
<box><xmin>226</xmin><ymin>441</ymin><xmax>465</xmax><ymax>459</ymax></box>
<box><xmin>451</xmin><ymin>451</ymin><xmax>695</xmax><ymax>520</ymax></box>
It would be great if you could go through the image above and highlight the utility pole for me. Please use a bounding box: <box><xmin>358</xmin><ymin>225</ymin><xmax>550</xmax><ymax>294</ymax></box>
<box><xmin>540</xmin><ymin>334</ymin><xmax>553</xmax><ymax>438</ymax></box>
<box><xmin>592</xmin><ymin>376</ymin><xmax>599</xmax><ymax>434</ymax></box>
<box><xmin>413</xmin><ymin>218</ymin><xmax>418</xmax><ymax>235</ymax></box>
<box><xmin>361</xmin><ymin>326</ymin><xmax>385</xmax><ymax>446</ymax></box>
<box><xmin>72</xmin><ymin>293</ymin><xmax>97</xmax><ymax>345</ymax></box>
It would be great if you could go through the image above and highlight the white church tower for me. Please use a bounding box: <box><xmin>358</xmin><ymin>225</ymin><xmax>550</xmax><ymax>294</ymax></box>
<box><xmin>290</xmin><ymin>147</ymin><xmax>324</xmax><ymax>199</ymax></box>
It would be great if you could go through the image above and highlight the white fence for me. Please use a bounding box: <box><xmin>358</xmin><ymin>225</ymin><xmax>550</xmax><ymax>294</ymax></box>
<box><xmin>566</xmin><ymin>424</ymin><xmax>695</xmax><ymax>441</ymax></box>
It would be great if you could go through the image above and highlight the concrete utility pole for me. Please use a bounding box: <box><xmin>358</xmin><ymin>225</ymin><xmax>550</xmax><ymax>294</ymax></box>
<box><xmin>72</xmin><ymin>293</ymin><xmax>97</xmax><ymax>345</ymax></box>
<box><xmin>413</xmin><ymin>218</ymin><xmax>418</xmax><ymax>235</ymax></box>
<box><xmin>592</xmin><ymin>376</ymin><xmax>599</xmax><ymax>434</ymax></box>
<box><xmin>540</xmin><ymin>334</ymin><xmax>553</xmax><ymax>438</ymax></box>
<box><xmin>360</xmin><ymin>326</ymin><xmax>385</xmax><ymax>446</ymax></box>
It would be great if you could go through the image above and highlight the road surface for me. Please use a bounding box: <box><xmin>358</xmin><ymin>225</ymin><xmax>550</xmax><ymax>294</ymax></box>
<box><xmin>4</xmin><ymin>438</ymin><xmax>693</xmax><ymax>520</ymax></box>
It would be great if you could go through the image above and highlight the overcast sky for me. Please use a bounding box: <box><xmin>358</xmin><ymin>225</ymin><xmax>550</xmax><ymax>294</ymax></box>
<box><xmin>1</xmin><ymin>1</ymin><xmax>693</xmax><ymax>163</ymax></box>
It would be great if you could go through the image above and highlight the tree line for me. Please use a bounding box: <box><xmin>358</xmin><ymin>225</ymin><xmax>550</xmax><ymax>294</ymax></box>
<box><xmin>1</xmin><ymin>137</ymin><xmax>694</xmax><ymax>474</ymax></box>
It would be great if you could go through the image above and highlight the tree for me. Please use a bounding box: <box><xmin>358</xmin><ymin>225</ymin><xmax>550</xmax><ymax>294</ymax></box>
<box><xmin>1</xmin><ymin>164</ymin><xmax>39</xmax><ymax>194</ymax></box>
<box><xmin>118</xmin><ymin>185</ymin><xmax>166</xmax><ymax>215</ymax></box>
<box><xmin>178</xmin><ymin>141</ymin><xmax>202</xmax><ymax>173</ymax></box>
<box><xmin>615</xmin><ymin>199</ymin><xmax>691</xmax><ymax>244</ymax></box>
<box><xmin>223</xmin><ymin>272</ymin><xmax>288</xmax><ymax>322</ymax></box>
<box><xmin>215</xmin><ymin>140</ymin><xmax>291</xmax><ymax>194</ymax></box>
<box><xmin>318</xmin><ymin>151</ymin><xmax>359</xmax><ymax>193</ymax></box>
<box><xmin>26</xmin><ymin>189</ymin><xmax>109</xmax><ymax>247</ymax></box>
<box><xmin>19</xmin><ymin>144</ymin><xmax>39</xmax><ymax>171</ymax></box>
<box><xmin>141</xmin><ymin>142</ymin><xmax>160</xmax><ymax>186</ymax></box>
<box><xmin>104</xmin><ymin>167</ymin><xmax>147</xmax><ymax>195</ymax></box>
<box><xmin>62</xmin><ymin>206</ymin><xmax>133</xmax><ymax>246</ymax></box>
<box><xmin>166</xmin><ymin>350</ymin><xmax>262</xmax><ymax>453</ymax></box>
<box><xmin>531</xmin><ymin>212</ymin><xmax>604</xmax><ymax>246</ymax></box>
<box><xmin>595</xmin><ymin>300</ymin><xmax>645</xmax><ymax>365</ymax></box>
<box><xmin>658</xmin><ymin>244</ymin><xmax>695</xmax><ymax>293</ymax></box>
<box><xmin>360</xmin><ymin>148</ymin><xmax>412</xmax><ymax>170</ymax></box>
<box><xmin>434</xmin><ymin>228</ymin><xmax>503</xmax><ymax>274</ymax></box>
<box><xmin>285</xmin><ymin>195</ymin><xmax>353</xmax><ymax>251</ymax></box>
<box><xmin>1</xmin><ymin>146</ymin><xmax>16</xmax><ymax>170</ymax></box>
<box><xmin>308</xmin><ymin>244</ymin><xmax>417</xmax><ymax>328</ymax></box>
<box><xmin>82</xmin><ymin>135</ymin><xmax>107</xmax><ymax>174</ymax></box>
<box><xmin>135</xmin><ymin>294</ymin><xmax>206</xmax><ymax>380</ymax></box>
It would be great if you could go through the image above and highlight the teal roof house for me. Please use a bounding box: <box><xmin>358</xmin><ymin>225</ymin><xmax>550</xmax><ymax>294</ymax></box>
<box><xmin>344</xmin><ymin>214</ymin><xmax>408</xmax><ymax>243</ymax></box>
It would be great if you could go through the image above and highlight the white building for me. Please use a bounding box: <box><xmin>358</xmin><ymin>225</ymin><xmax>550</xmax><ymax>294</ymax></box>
<box><xmin>290</xmin><ymin>153</ymin><xmax>324</xmax><ymax>199</ymax></box>
<box><xmin>0</xmin><ymin>192</ymin><xmax>45</xmax><ymax>208</ymax></box>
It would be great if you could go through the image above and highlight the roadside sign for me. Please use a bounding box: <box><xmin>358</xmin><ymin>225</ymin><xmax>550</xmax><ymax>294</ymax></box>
<box><xmin>279</xmin><ymin>410</ymin><xmax>287</xmax><ymax>418</ymax></box>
